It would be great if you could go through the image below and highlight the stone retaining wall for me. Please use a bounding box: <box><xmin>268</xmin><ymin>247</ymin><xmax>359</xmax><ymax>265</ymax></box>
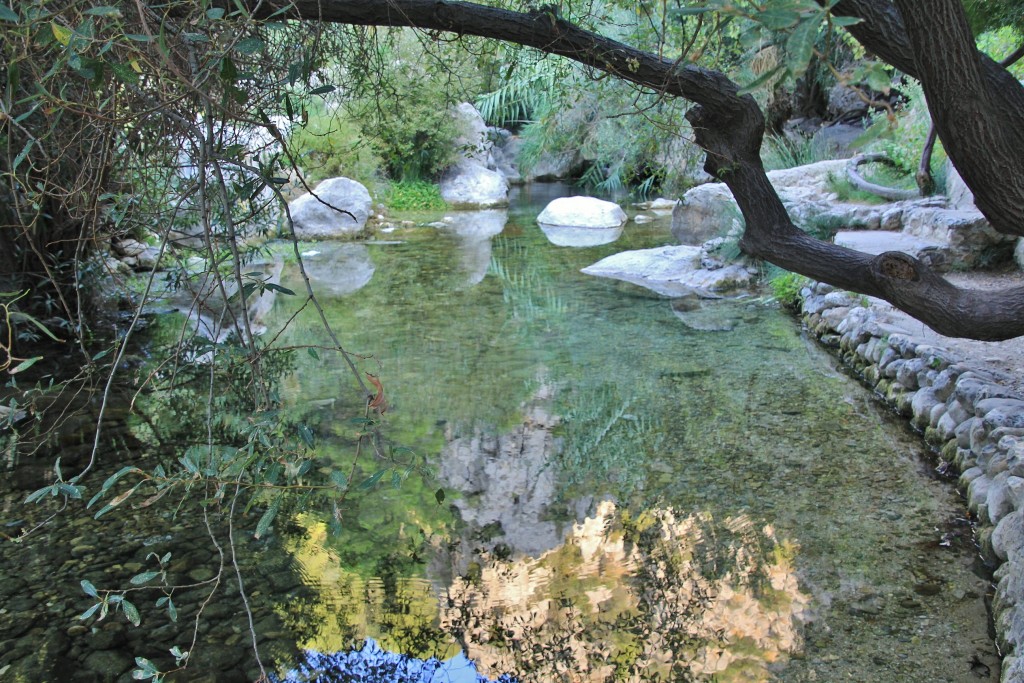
<box><xmin>799</xmin><ymin>282</ymin><xmax>1024</xmax><ymax>682</ymax></box>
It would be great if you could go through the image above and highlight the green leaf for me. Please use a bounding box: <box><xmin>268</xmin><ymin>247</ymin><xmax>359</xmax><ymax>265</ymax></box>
<box><xmin>0</xmin><ymin>3</ymin><xmax>18</xmax><ymax>22</ymax></box>
<box><xmin>81</xmin><ymin>579</ymin><xmax>99</xmax><ymax>598</ymax></box>
<box><xmin>122</xmin><ymin>599</ymin><xmax>140</xmax><ymax>626</ymax></box>
<box><xmin>786</xmin><ymin>15</ymin><xmax>820</xmax><ymax>79</ymax></box>
<box><xmin>234</xmin><ymin>37</ymin><xmax>264</xmax><ymax>54</ymax></box>
<box><xmin>25</xmin><ymin>485</ymin><xmax>51</xmax><ymax>504</ymax></box>
<box><xmin>329</xmin><ymin>470</ymin><xmax>347</xmax><ymax>489</ymax></box>
<box><xmin>124</xmin><ymin>33</ymin><xmax>153</xmax><ymax>42</ymax></box>
<box><xmin>863</xmin><ymin>63</ymin><xmax>892</xmax><ymax>93</ymax></box>
<box><xmin>130</xmin><ymin>571</ymin><xmax>160</xmax><ymax>585</ymax></box>
<box><xmin>11</xmin><ymin>140</ymin><xmax>34</xmax><ymax>171</ymax></box>
<box><xmin>254</xmin><ymin>497</ymin><xmax>280</xmax><ymax>539</ymax></box>
<box><xmin>57</xmin><ymin>483</ymin><xmax>83</xmax><ymax>499</ymax></box>
<box><xmin>309</xmin><ymin>84</ymin><xmax>335</xmax><ymax>96</ymax></box>
<box><xmin>264</xmin><ymin>283</ymin><xmax>295</xmax><ymax>295</ymax></box>
<box><xmin>307</xmin><ymin>347</ymin><xmax>320</xmax><ymax>360</ymax></box>
<box><xmin>84</xmin><ymin>6</ymin><xmax>121</xmax><ymax>17</ymax></box>
<box><xmin>358</xmin><ymin>469</ymin><xmax>387</xmax><ymax>490</ymax></box>
<box><xmin>206</xmin><ymin>8</ymin><xmax>226</xmax><ymax>19</ymax></box>
<box><xmin>831</xmin><ymin>15</ymin><xmax>862</xmax><ymax>27</ymax></box>
<box><xmin>297</xmin><ymin>423</ymin><xmax>315</xmax><ymax>448</ymax></box>
<box><xmin>167</xmin><ymin>598</ymin><xmax>177</xmax><ymax>622</ymax></box>
<box><xmin>78</xmin><ymin>602</ymin><xmax>101</xmax><ymax>620</ymax></box>
<box><xmin>758</xmin><ymin>8</ymin><xmax>800</xmax><ymax>30</ymax></box>
<box><xmin>9</xmin><ymin>311</ymin><xmax>62</xmax><ymax>341</ymax></box>
<box><xmin>51</xmin><ymin>22</ymin><xmax>72</xmax><ymax>46</ymax></box>
<box><xmin>434</xmin><ymin>487</ymin><xmax>445</xmax><ymax>505</ymax></box>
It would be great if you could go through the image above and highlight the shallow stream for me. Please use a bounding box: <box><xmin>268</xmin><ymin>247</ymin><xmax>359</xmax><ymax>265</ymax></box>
<box><xmin>0</xmin><ymin>183</ymin><xmax>1000</xmax><ymax>682</ymax></box>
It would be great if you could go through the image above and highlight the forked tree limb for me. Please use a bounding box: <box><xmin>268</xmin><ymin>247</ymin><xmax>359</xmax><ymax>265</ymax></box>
<box><xmin>215</xmin><ymin>0</ymin><xmax>1024</xmax><ymax>339</ymax></box>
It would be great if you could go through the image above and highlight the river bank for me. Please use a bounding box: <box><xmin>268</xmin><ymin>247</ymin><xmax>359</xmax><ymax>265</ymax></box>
<box><xmin>797</xmin><ymin>269</ymin><xmax>1024</xmax><ymax>683</ymax></box>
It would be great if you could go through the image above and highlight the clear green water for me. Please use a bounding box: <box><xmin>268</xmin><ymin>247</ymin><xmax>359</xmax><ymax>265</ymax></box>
<box><xmin>0</xmin><ymin>184</ymin><xmax>998</xmax><ymax>682</ymax></box>
<box><xmin>260</xmin><ymin>184</ymin><xmax>997</xmax><ymax>682</ymax></box>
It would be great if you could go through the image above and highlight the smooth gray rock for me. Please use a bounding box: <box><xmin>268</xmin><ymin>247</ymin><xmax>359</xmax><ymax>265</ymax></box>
<box><xmin>289</xmin><ymin>177</ymin><xmax>372</xmax><ymax>239</ymax></box>
<box><xmin>993</xmin><ymin>510</ymin><xmax>1024</xmax><ymax>561</ymax></box>
<box><xmin>581</xmin><ymin>245</ymin><xmax>757</xmax><ymax>298</ymax></box>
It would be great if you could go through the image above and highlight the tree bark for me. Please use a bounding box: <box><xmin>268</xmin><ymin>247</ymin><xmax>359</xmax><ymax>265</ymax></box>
<box><xmin>219</xmin><ymin>0</ymin><xmax>1024</xmax><ymax>339</ymax></box>
<box><xmin>833</xmin><ymin>0</ymin><xmax>1024</xmax><ymax>236</ymax></box>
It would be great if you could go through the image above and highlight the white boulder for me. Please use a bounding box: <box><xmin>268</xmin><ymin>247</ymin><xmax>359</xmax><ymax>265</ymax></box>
<box><xmin>289</xmin><ymin>177</ymin><xmax>372</xmax><ymax>239</ymax></box>
<box><xmin>537</xmin><ymin>196</ymin><xmax>627</xmax><ymax>229</ymax></box>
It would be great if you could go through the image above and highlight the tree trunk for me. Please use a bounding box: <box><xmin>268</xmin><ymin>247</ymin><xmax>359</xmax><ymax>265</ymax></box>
<box><xmin>835</xmin><ymin>0</ymin><xmax>1024</xmax><ymax>236</ymax></box>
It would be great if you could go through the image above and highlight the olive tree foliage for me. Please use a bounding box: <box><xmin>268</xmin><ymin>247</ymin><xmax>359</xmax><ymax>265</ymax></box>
<box><xmin>217</xmin><ymin>0</ymin><xmax>1024</xmax><ymax>341</ymax></box>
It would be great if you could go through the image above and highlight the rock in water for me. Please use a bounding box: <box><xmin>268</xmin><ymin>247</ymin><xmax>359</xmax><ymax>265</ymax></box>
<box><xmin>537</xmin><ymin>196</ymin><xmax>627</xmax><ymax>229</ymax></box>
<box><xmin>582</xmin><ymin>245</ymin><xmax>757</xmax><ymax>298</ymax></box>
<box><xmin>289</xmin><ymin>177</ymin><xmax>372</xmax><ymax>239</ymax></box>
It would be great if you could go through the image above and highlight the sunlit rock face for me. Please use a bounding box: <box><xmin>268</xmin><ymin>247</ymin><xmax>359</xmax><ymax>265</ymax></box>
<box><xmin>439</xmin><ymin>501</ymin><xmax>810</xmax><ymax>682</ymax></box>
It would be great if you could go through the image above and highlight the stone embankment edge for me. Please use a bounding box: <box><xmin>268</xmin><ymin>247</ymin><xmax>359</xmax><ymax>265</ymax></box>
<box><xmin>798</xmin><ymin>282</ymin><xmax>1024</xmax><ymax>683</ymax></box>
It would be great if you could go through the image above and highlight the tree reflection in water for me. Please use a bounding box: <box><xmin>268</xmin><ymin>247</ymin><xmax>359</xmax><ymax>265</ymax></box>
<box><xmin>282</xmin><ymin>500</ymin><xmax>808</xmax><ymax>682</ymax></box>
<box><xmin>274</xmin><ymin>638</ymin><xmax>516</xmax><ymax>682</ymax></box>
<box><xmin>440</xmin><ymin>501</ymin><xmax>809</xmax><ymax>682</ymax></box>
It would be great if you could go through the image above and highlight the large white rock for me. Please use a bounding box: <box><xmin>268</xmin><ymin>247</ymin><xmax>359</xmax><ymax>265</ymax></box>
<box><xmin>537</xmin><ymin>196</ymin><xmax>627</xmax><ymax>229</ymax></box>
<box><xmin>289</xmin><ymin>177</ymin><xmax>372</xmax><ymax>239</ymax></box>
<box><xmin>440</xmin><ymin>162</ymin><xmax>509</xmax><ymax>208</ymax></box>
<box><xmin>581</xmin><ymin>245</ymin><xmax>757</xmax><ymax>298</ymax></box>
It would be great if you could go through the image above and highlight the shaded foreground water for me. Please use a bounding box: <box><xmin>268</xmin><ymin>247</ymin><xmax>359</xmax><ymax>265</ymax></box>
<box><xmin>0</xmin><ymin>184</ymin><xmax>1000</xmax><ymax>681</ymax></box>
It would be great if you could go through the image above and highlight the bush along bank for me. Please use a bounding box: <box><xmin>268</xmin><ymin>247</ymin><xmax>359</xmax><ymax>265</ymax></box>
<box><xmin>798</xmin><ymin>281</ymin><xmax>1024</xmax><ymax>683</ymax></box>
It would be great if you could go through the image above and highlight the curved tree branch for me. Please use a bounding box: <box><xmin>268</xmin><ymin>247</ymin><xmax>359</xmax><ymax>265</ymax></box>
<box><xmin>221</xmin><ymin>0</ymin><xmax>1024</xmax><ymax>340</ymax></box>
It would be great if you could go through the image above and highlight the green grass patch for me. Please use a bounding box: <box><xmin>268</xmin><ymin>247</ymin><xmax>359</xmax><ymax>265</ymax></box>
<box><xmin>383</xmin><ymin>180</ymin><xmax>447</xmax><ymax>211</ymax></box>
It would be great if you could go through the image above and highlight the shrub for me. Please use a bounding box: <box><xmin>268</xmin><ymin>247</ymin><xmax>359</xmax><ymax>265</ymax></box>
<box><xmin>768</xmin><ymin>270</ymin><xmax>810</xmax><ymax>309</ymax></box>
<box><xmin>382</xmin><ymin>180</ymin><xmax>447</xmax><ymax>211</ymax></box>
